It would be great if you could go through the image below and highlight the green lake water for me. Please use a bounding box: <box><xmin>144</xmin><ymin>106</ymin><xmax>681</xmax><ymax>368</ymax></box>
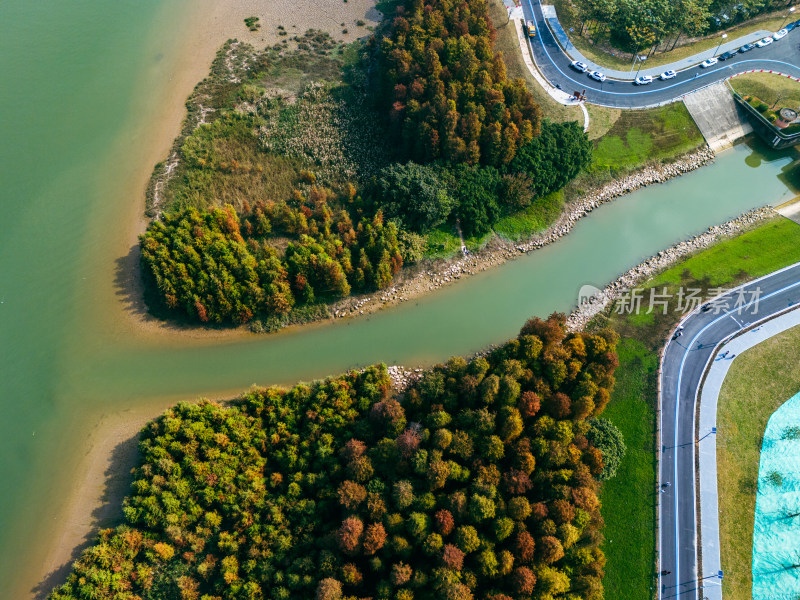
<box><xmin>1</xmin><ymin>1</ymin><xmax>799</xmax><ymax>597</ymax></box>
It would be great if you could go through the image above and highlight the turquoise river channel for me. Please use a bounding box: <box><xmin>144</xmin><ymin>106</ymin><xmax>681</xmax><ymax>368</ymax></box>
<box><xmin>1</xmin><ymin>0</ymin><xmax>799</xmax><ymax>597</ymax></box>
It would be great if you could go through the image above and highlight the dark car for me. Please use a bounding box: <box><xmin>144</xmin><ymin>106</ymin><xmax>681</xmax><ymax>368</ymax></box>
<box><xmin>718</xmin><ymin>50</ymin><xmax>737</xmax><ymax>61</ymax></box>
<box><xmin>739</xmin><ymin>43</ymin><xmax>756</xmax><ymax>52</ymax></box>
<box><xmin>787</xmin><ymin>20</ymin><xmax>800</xmax><ymax>31</ymax></box>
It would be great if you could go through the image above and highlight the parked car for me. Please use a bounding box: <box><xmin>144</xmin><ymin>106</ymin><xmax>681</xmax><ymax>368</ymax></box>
<box><xmin>570</xmin><ymin>60</ymin><xmax>589</xmax><ymax>73</ymax></box>
<box><xmin>589</xmin><ymin>71</ymin><xmax>606</xmax><ymax>82</ymax></box>
<box><xmin>526</xmin><ymin>20</ymin><xmax>536</xmax><ymax>38</ymax></box>
<box><xmin>634</xmin><ymin>75</ymin><xmax>653</xmax><ymax>85</ymax></box>
<box><xmin>718</xmin><ymin>50</ymin><xmax>737</xmax><ymax>60</ymax></box>
<box><xmin>700</xmin><ymin>57</ymin><xmax>718</xmax><ymax>68</ymax></box>
<box><xmin>660</xmin><ymin>70</ymin><xmax>677</xmax><ymax>80</ymax></box>
<box><xmin>786</xmin><ymin>20</ymin><xmax>800</xmax><ymax>31</ymax></box>
<box><xmin>772</xmin><ymin>28</ymin><xmax>788</xmax><ymax>40</ymax></box>
<box><xmin>756</xmin><ymin>36</ymin><xmax>773</xmax><ymax>47</ymax></box>
<box><xmin>739</xmin><ymin>43</ymin><xmax>755</xmax><ymax>52</ymax></box>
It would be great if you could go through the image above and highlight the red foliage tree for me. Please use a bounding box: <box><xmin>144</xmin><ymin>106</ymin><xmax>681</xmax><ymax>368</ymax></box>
<box><xmin>511</xmin><ymin>566</ymin><xmax>537</xmax><ymax>595</ymax></box>
<box><xmin>513</xmin><ymin>531</ymin><xmax>535</xmax><ymax>564</ymax></box>
<box><xmin>539</xmin><ymin>535</ymin><xmax>565</xmax><ymax>564</ymax></box>
<box><xmin>503</xmin><ymin>470</ymin><xmax>532</xmax><ymax>495</ymax></box>
<box><xmin>584</xmin><ymin>446</ymin><xmax>604</xmax><ymax>476</ymax></box>
<box><xmin>316</xmin><ymin>578</ymin><xmax>343</xmax><ymax>600</ymax></box>
<box><xmin>340</xmin><ymin>439</ymin><xmax>366</xmax><ymax>462</ymax></box>
<box><xmin>548</xmin><ymin>392</ymin><xmax>572</xmax><ymax>419</ymax></box>
<box><xmin>531</xmin><ymin>502</ymin><xmax>548</xmax><ymax>521</ymax></box>
<box><xmin>337</xmin><ymin>517</ymin><xmax>364</xmax><ymax>555</ymax></box>
<box><xmin>396</xmin><ymin>428</ymin><xmax>421</xmax><ymax>458</ymax></box>
<box><xmin>337</xmin><ymin>481</ymin><xmax>367</xmax><ymax>510</ymax></box>
<box><xmin>550</xmin><ymin>499</ymin><xmax>576</xmax><ymax>524</ymax></box>
<box><xmin>434</xmin><ymin>509</ymin><xmax>455</xmax><ymax>536</ymax></box>
<box><xmin>518</xmin><ymin>391</ymin><xmax>541</xmax><ymax>418</ymax></box>
<box><xmin>442</xmin><ymin>544</ymin><xmax>465</xmax><ymax>570</ymax></box>
<box><xmin>370</xmin><ymin>399</ymin><xmax>406</xmax><ymax>434</ymax></box>
<box><xmin>362</xmin><ymin>522</ymin><xmax>387</xmax><ymax>555</ymax></box>
<box><xmin>519</xmin><ymin>314</ymin><xmax>565</xmax><ymax>347</ymax></box>
<box><xmin>391</xmin><ymin>562</ymin><xmax>413</xmax><ymax>586</ymax></box>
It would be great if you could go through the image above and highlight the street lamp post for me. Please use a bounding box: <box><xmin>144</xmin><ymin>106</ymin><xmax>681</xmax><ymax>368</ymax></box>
<box><xmin>780</xmin><ymin>6</ymin><xmax>796</xmax><ymax>30</ymax></box>
<box><xmin>635</xmin><ymin>55</ymin><xmax>647</xmax><ymax>78</ymax></box>
<box><xmin>630</xmin><ymin>47</ymin><xmax>640</xmax><ymax>74</ymax></box>
<box><xmin>713</xmin><ymin>33</ymin><xmax>728</xmax><ymax>57</ymax></box>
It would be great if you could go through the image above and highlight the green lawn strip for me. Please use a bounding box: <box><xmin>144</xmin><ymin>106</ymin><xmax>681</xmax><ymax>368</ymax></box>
<box><xmin>599</xmin><ymin>338</ymin><xmax>658</xmax><ymax>600</ymax></box>
<box><xmin>549</xmin><ymin>0</ymin><xmax>786</xmax><ymax>71</ymax></box>
<box><xmin>423</xmin><ymin>226</ymin><xmax>463</xmax><ymax>259</ymax></box>
<box><xmin>592</xmin><ymin>104</ymin><xmax>704</xmax><ymax>172</ymax></box>
<box><xmin>716</xmin><ymin>325</ymin><xmax>800</xmax><ymax>600</ymax></box>
<box><xmin>493</xmin><ymin>191</ymin><xmax>564</xmax><ymax>241</ymax></box>
<box><xmin>730</xmin><ymin>72</ymin><xmax>800</xmax><ymax>109</ymax></box>
<box><xmin>611</xmin><ymin>218</ymin><xmax>800</xmax><ymax>349</ymax></box>
<box><xmin>649</xmin><ymin>217</ymin><xmax>800</xmax><ymax>288</ymax></box>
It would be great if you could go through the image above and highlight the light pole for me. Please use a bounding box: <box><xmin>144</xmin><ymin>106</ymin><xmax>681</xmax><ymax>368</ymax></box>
<box><xmin>780</xmin><ymin>6</ymin><xmax>796</xmax><ymax>30</ymax></box>
<box><xmin>713</xmin><ymin>33</ymin><xmax>728</xmax><ymax>57</ymax></box>
<box><xmin>630</xmin><ymin>48</ymin><xmax>640</xmax><ymax>74</ymax></box>
<box><xmin>635</xmin><ymin>55</ymin><xmax>647</xmax><ymax>78</ymax></box>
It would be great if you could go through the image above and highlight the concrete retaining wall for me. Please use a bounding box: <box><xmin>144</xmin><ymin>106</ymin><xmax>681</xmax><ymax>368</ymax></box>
<box><xmin>683</xmin><ymin>81</ymin><xmax>753</xmax><ymax>152</ymax></box>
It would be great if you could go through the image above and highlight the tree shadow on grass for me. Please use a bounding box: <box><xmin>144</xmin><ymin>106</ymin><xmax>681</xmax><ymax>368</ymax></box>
<box><xmin>31</xmin><ymin>432</ymin><xmax>141</xmax><ymax>599</ymax></box>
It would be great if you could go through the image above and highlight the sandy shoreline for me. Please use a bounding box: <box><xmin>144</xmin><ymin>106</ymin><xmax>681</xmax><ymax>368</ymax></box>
<box><xmin>32</xmin><ymin>0</ymin><xmax>383</xmax><ymax>597</ymax></box>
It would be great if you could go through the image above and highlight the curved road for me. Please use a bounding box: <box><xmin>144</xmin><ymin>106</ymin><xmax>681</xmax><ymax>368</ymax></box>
<box><xmin>521</xmin><ymin>0</ymin><xmax>800</xmax><ymax>107</ymax></box>
<box><xmin>658</xmin><ymin>261</ymin><xmax>800</xmax><ymax>600</ymax></box>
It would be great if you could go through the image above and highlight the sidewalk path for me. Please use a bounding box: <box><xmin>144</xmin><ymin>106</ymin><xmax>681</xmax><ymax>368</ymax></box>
<box><xmin>698</xmin><ymin>307</ymin><xmax>800</xmax><ymax>600</ymax></box>
<box><xmin>543</xmin><ymin>4</ymin><xmax>771</xmax><ymax>80</ymax></box>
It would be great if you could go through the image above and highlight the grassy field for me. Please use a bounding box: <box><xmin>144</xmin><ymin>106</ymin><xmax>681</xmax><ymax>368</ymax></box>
<box><xmin>716</xmin><ymin>324</ymin><xmax>800</xmax><ymax>600</ymax></box>
<box><xmin>592</xmin><ymin>103</ymin><xmax>705</xmax><ymax>172</ymax></box>
<box><xmin>598</xmin><ymin>338</ymin><xmax>659</xmax><ymax>600</ymax></box>
<box><xmin>550</xmin><ymin>0</ymin><xmax>788</xmax><ymax>71</ymax></box>
<box><xmin>493</xmin><ymin>190</ymin><xmax>564</xmax><ymax>241</ymax></box>
<box><xmin>591</xmin><ymin>217</ymin><xmax>800</xmax><ymax>600</ymax></box>
<box><xmin>730</xmin><ymin>72</ymin><xmax>800</xmax><ymax>109</ymax></box>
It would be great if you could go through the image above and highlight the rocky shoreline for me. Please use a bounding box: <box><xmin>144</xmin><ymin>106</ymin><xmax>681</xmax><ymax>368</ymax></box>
<box><xmin>564</xmin><ymin>205</ymin><xmax>777</xmax><ymax>331</ymax></box>
<box><xmin>330</xmin><ymin>146</ymin><xmax>717</xmax><ymax>320</ymax></box>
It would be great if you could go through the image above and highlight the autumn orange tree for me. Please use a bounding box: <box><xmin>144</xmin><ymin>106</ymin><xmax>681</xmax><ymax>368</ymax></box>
<box><xmin>380</xmin><ymin>0</ymin><xmax>542</xmax><ymax>166</ymax></box>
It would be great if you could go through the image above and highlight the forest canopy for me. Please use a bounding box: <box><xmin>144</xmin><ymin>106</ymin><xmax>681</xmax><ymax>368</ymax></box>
<box><xmin>379</xmin><ymin>0</ymin><xmax>542</xmax><ymax>166</ymax></box>
<box><xmin>49</xmin><ymin>314</ymin><xmax>622</xmax><ymax>600</ymax></box>
<box><xmin>563</xmin><ymin>0</ymin><xmax>791</xmax><ymax>52</ymax></box>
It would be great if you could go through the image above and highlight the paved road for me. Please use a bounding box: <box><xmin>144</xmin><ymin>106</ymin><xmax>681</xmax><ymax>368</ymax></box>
<box><xmin>521</xmin><ymin>0</ymin><xmax>800</xmax><ymax>108</ymax></box>
<box><xmin>658</xmin><ymin>261</ymin><xmax>800</xmax><ymax>600</ymax></box>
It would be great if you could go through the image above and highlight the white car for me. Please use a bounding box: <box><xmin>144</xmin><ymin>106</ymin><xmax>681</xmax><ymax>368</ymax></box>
<box><xmin>589</xmin><ymin>70</ymin><xmax>606</xmax><ymax>82</ymax></box>
<box><xmin>700</xmin><ymin>57</ymin><xmax>718</xmax><ymax>68</ymax></box>
<box><xmin>772</xmin><ymin>29</ymin><xmax>788</xmax><ymax>40</ymax></box>
<box><xmin>660</xmin><ymin>70</ymin><xmax>677</xmax><ymax>80</ymax></box>
<box><xmin>756</xmin><ymin>36</ymin><xmax>774</xmax><ymax>47</ymax></box>
<box><xmin>634</xmin><ymin>75</ymin><xmax>653</xmax><ymax>85</ymax></box>
<box><xmin>570</xmin><ymin>60</ymin><xmax>589</xmax><ymax>73</ymax></box>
